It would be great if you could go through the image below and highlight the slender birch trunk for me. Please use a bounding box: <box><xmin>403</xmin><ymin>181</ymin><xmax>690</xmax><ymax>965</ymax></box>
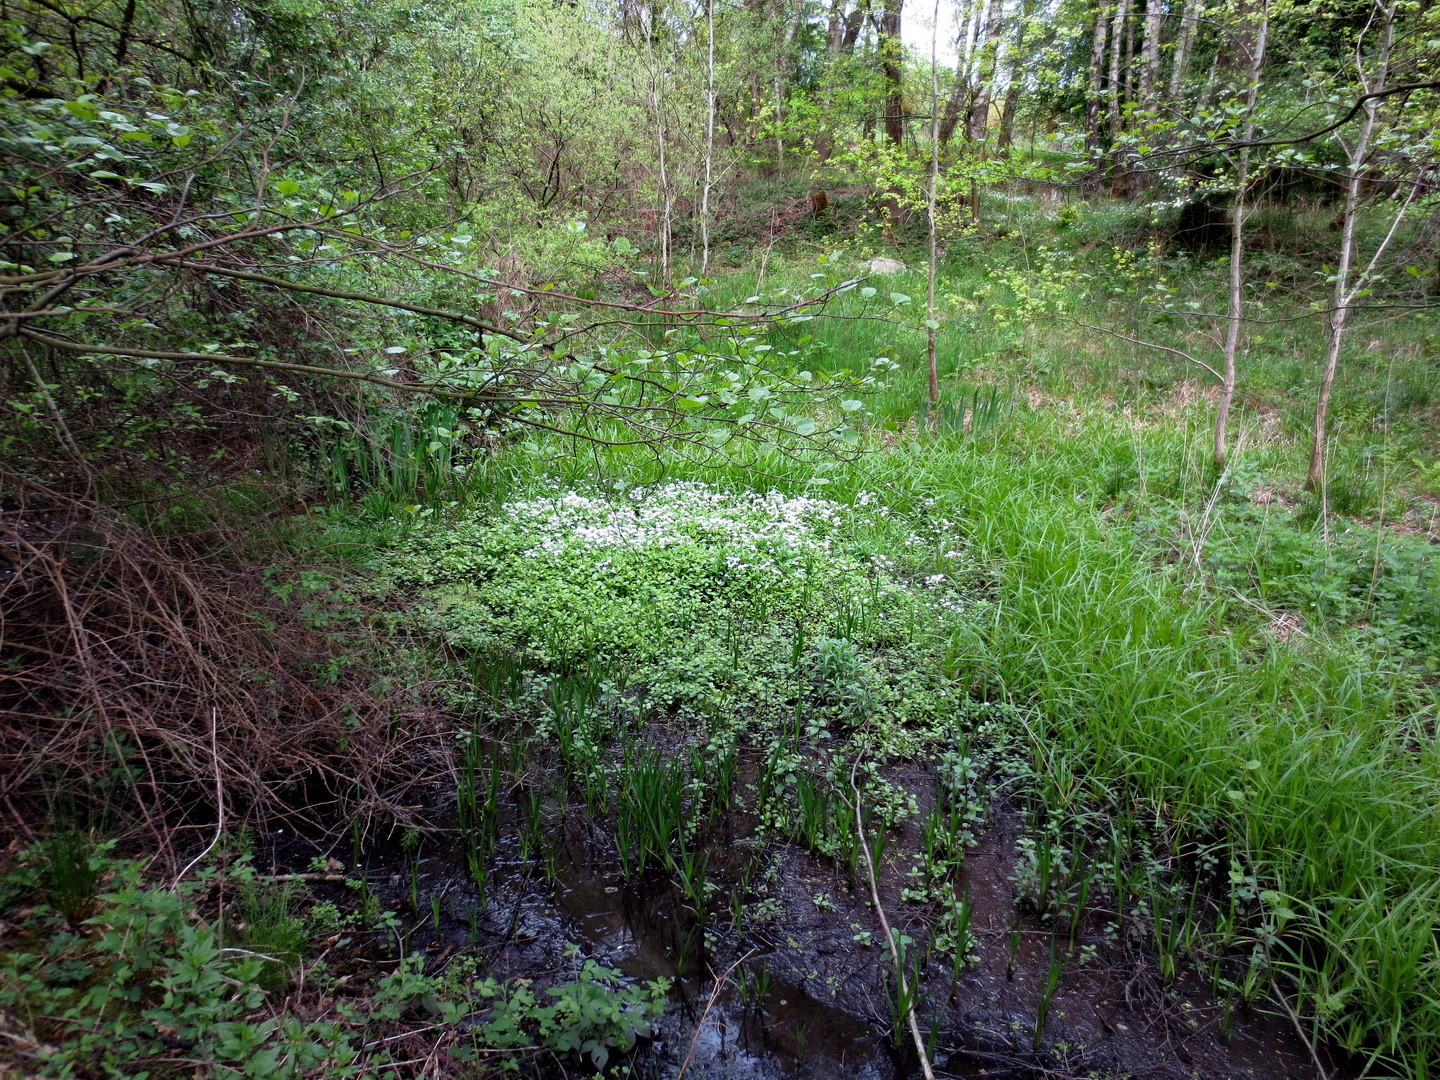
<box><xmin>881</xmin><ymin>0</ymin><xmax>906</xmax><ymax>150</ymax></box>
<box><xmin>826</xmin><ymin>0</ymin><xmax>848</xmax><ymax>51</ymax></box>
<box><xmin>774</xmin><ymin>0</ymin><xmax>805</xmax><ymax>173</ymax></box>
<box><xmin>1122</xmin><ymin>0</ymin><xmax>1135</xmax><ymax>114</ymax></box>
<box><xmin>1086</xmin><ymin>0</ymin><xmax>1112</xmax><ymax>142</ymax></box>
<box><xmin>880</xmin><ymin>0</ymin><xmax>906</xmax><ymax>240</ymax></box>
<box><xmin>927</xmin><ymin>0</ymin><xmax>942</xmax><ymax>404</ymax></box>
<box><xmin>997</xmin><ymin>65</ymin><xmax>1022</xmax><ymax>149</ymax></box>
<box><xmin>1196</xmin><ymin>50</ymin><xmax>1220</xmax><ymax>112</ymax></box>
<box><xmin>773</xmin><ymin>73</ymin><xmax>785</xmax><ymax>171</ymax></box>
<box><xmin>997</xmin><ymin>0</ymin><xmax>1035</xmax><ymax>151</ymax></box>
<box><xmin>1167</xmin><ymin>0</ymin><xmax>1196</xmax><ymax>99</ymax></box>
<box><xmin>1138</xmin><ymin>0</ymin><xmax>1163</xmax><ymax>116</ymax></box>
<box><xmin>1308</xmin><ymin>1</ymin><xmax>1397</xmax><ymax>506</ymax></box>
<box><xmin>700</xmin><ymin>0</ymin><xmax>715</xmax><ymax>274</ymax></box>
<box><xmin>1214</xmin><ymin>0</ymin><xmax>1269</xmax><ymax>471</ymax></box>
<box><xmin>645</xmin><ymin>3</ymin><xmax>671</xmax><ymax>287</ymax></box>
<box><xmin>968</xmin><ymin>0</ymin><xmax>1005</xmax><ymax>141</ymax></box>
<box><xmin>1107</xmin><ymin>0</ymin><xmax>1128</xmax><ymax>137</ymax></box>
<box><xmin>939</xmin><ymin>0</ymin><xmax>980</xmax><ymax>145</ymax></box>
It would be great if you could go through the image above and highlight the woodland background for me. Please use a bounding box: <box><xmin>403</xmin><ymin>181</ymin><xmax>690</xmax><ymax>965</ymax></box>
<box><xmin>2</xmin><ymin>0</ymin><xmax>1438</xmax><ymax>1077</ymax></box>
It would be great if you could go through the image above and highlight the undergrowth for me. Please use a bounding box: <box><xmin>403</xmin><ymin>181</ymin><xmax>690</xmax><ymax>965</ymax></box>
<box><xmin>337</xmin><ymin>389</ymin><xmax>1440</xmax><ymax>1077</ymax></box>
<box><xmin>0</xmin><ymin>847</ymin><xmax>669</xmax><ymax>1078</ymax></box>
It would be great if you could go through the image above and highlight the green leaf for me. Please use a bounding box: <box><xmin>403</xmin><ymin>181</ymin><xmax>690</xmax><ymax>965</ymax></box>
<box><xmin>1259</xmin><ymin>890</ymin><xmax>1297</xmax><ymax>919</ymax></box>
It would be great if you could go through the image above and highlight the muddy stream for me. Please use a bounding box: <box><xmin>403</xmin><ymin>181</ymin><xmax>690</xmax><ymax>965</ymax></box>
<box><xmin>314</xmin><ymin>742</ymin><xmax>1328</xmax><ymax>1080</ymax></box>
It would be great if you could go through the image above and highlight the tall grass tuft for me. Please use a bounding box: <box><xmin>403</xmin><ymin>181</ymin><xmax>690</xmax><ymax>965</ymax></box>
<box><xmin>613</xmin><ymin>746</ymin><xmax>688</xmax><ymax>880</ymax></box>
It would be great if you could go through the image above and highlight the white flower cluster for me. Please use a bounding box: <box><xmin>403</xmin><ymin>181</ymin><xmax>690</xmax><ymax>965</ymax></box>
<box><xmin>497</xmin><ymin>482</ymin><xmax>855</xmax><ymax>557</ymax></box>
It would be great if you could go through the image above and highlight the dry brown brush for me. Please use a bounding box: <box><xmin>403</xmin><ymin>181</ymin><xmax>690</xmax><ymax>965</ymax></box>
<box><xmin>0</xmin><ymin>482</ymin><xmax>452</xmax><ymax>861</ymax></box>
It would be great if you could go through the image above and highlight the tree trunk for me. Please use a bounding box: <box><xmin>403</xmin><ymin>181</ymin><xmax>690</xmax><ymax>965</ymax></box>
<box><xmin>1215</xmin><ymin>0</ymin><xmax>1269</xmax><ymax>472</ymax></box>
<box><xmin>700</xmin><ymin>0</ymin><xmax>716</xmax><ymax>274</ymax></box>
<box><xmin>927</xmin><ymin>0</ymin><xmax>942</xmax><ymax>404</ymax></box>
<box><xmin>817</xmin><ymin>0</ymin><xmax>870</xmax><ymax>161</ymax></box>
<box><xmin>840</xmin><ymin>0</ymin><xmax>870</xmax><ymax>52</ymax></box>
<box><xmin>939</xmin><ymin>0</ymin><xmax>980</xmax><ymax>145</ymax></box>
<box><xmin>1106</xmin><ymin>0</ymin><xmax>1127</xmax><ymax>137</ymax></box>
<box><xmin>1085</xmin><ymin>0</ymin><xmax>1112</xmax><ymax>142</ymax></box>
<box><xmin>1167</xmin><ymin>0</ymin><xmax>1196</xmax><ymax>99</ymax></box>
<box><xmin>645</xmin><ymin>3</ymin><xmax>672</xmax><ymax>286</ymax></box>
<box><xmin>826</xmin><ymin>0</ymin><xmax>848</xmax><ymax>53</ymax></box>
<box><xmin>1122</xmin><ymin>0</ymin><xmax>1135</xmax><ymax>116</ymax></box>
<box><xmin>774</xmin><ymin>71</ymin><xmax>786</xmax><ymax>171</ymax></box>
<box><xmin>114</xmin><ymin>0</ymin><xmax>139</xmax><ymax>64</ymax></box>
<box><xmin>997</xmin><ymin>73</ymin><xmax>1022</xmax><ymax>149</ymax></box>
<box><xmin>997</xmin><ymin>0</ymin><xmax>1036</xmax><ymax>150</ymax></box>
<box><xmin>880</xmin><ymin>0</ymin><xmax>905</xmax><ymax>240</ymax></box>
<box><xmin>1137</xmin><ymin>0</ymin><xmax>1163</xmax><ymax>116</ymax></box>
<box><xmin>1196</xmin><ymin>49</ymin><xmax>1219</xmax><ymax>112</ymax></box>
<box><xmin>967</xmin><ymin>0</ymin><xmax>1005</xmax><ymax>141</ymax></box>
<box><xmin>1307</xmin><ymin>2</ymin><xmax>1396</xmax><ymax>504</ymax></box>
<box><xmin>939</xmin><ymin>76</ymin><xmax>970</xmax><ymax>145</ymax></box>
<box><xmin>881</xmin><ymin>0</ymin><xmax>905</xmax><ymax>148</ymax></box>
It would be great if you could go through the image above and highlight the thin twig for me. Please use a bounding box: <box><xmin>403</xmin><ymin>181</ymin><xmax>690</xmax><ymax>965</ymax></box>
<box><xmin>1271</xmin><ymin>978</ymin><xmax>1331</xmax><ymax>1080</ymax></box>
<box><xmin>173</xmin><ymin>707</ymin><xmax>223</xmax><ymax>889</ymax></box>
<box><xmin>677</xmin><ymin>949</ymin><xmax>756</xmax><ymax>1080</ymax></box>
<box><xmin>1059</xmin><ymin>318</ymin><xmax>1223</xmax><ymax>382</ymax></box>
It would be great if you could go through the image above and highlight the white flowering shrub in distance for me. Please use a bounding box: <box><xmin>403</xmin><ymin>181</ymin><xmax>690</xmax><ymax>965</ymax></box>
<box><xmin>383</xmin><ymin>483</ymin><xmax>958</xmax><ymax>671</ymax></box>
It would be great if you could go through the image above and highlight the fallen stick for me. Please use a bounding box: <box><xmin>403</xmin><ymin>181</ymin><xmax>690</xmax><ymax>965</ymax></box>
<box><xmin>1271</xmin><ymin>978</ymin><xmax>1331</xmax><ymax>1080</ymax></box>
<box><xmin>845</xmin><ymin>752</ymin><xmax>936</xmax><ymax>1080</ymax></box>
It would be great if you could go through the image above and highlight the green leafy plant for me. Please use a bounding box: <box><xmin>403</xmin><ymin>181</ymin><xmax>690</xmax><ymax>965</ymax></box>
<box><xmin>810</xmin><ymin>636</ymin><xmax>877</xmax><ymax>724</ymax></box>
<box><xmin>0</xmin><ymin>856</ymin><xmax>358</xmax><ymax>1079</ymax></box>
<box><xmin>35</xmin><ymin>831</ymin><xmax>103</xmax><ymax>926</ymax></box>
<box><xmin>233</xmin><ymin>880</ymin><xmax>310</xmax><ymax>990</ymax></box>
<box><xmin>469</xmin><ymin>960</ymin><xmax>671</xmax><ymax>1072</ymax></box>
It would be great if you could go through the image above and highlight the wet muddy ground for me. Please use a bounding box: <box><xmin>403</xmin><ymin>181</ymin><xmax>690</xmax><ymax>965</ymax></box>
<box><xmin>291</xmin><ymin>741</ymin><xmax>1332</xmax><ymax>1080</ymax></box>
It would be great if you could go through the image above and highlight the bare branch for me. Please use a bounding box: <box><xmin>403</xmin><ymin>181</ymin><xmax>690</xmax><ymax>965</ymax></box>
<box><xmin>1059</xmin><ymin>318</ymin><xmax>1224</xmax><ymax>382</ymax></box>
